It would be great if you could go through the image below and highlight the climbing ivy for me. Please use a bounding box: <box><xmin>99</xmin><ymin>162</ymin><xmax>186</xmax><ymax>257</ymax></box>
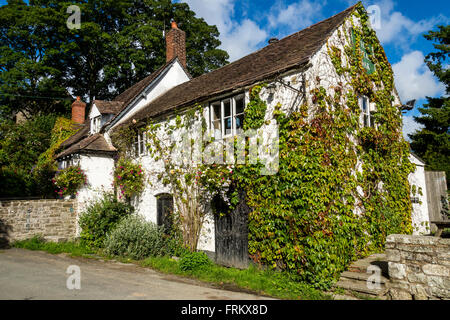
<box><xmin>230</xmin><ymin>3</ymin><xmax>414</xmax><ymax>289</ymax></box>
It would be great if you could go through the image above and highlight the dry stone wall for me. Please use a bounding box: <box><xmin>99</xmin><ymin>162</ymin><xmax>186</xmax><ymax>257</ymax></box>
<box><xmin>386</xmin><ymin>234</ymin><xmax>450</xmax><ymax>300</ymax></box>
<box><xmin>0</xmin><ymin>199</ymin><xmax>78</xmax><ymax>245</ymax></box>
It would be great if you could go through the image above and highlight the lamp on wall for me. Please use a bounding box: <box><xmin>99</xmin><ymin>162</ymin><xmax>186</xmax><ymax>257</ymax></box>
<box><xmin>401</xmin><ymin>99</ymin><xmax>416</xmax><ymax>112</ymax></box>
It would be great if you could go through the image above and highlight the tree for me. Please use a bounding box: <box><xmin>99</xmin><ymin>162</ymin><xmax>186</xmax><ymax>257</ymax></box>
<box><xmin>0</xmin><ymin>114</ymin><xmax>57</xmax><ymax>197</ymax></box>
<box><xmin>0</xmin><ymin>0</ymin><xmax>71</xmax><ymax>119</ymax></box>
<box><xmin>409</xmin><ymin>25</ymin><xmax>449</xmax><ymax>186</ymax></box>
<box><xmin>0</xmin><ymin>0</ymin><xmax>229</xmax><ymax>118</ymax></box>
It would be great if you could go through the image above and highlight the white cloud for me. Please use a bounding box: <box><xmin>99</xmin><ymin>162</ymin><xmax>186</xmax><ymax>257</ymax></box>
<box><xmin>369</xmin><ymin>0</ymin><xmax>448</xmax><ymax>48</ymax></box>
<box><xmin>183</xmin><ymin>0</ymin><xmax>267</xmax><ymax>61</ymax></box>
<box><xmin>393</xmin><ymin>50</ymin><xmax>445</xmax><ymax>102</ymax></box>
<box><xmin>402</xmin><ymin>115</ymin><xmax>423</xmax><ymax>141</ymax></box>
<box><xmin>268</xmin><ymin>0</ymin><xmax>324</xmax><ymax>32</ymax></box>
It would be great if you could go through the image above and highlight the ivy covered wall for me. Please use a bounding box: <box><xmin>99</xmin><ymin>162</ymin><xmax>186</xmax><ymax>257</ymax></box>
<box><xmin>233</xmin><ymin>4</ymin><xmax>415</xmax><ymax>288</ymax></box>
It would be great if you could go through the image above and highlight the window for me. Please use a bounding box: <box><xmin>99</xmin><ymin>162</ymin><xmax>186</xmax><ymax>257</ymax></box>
<box><xmin>132</xmin><ymin>131</ymin><xmax>147</xmax><ymax>157</ymax></box>
<box><xmin>91</xmin><ymin>116</ymin><xmax>101</xmax><ymax>133</ymax></box>
<box><xmin>209</xmin><ymin>94</ymin><xmax>245</xmax><ymax>138</ymax></box>
<box><xmin>360</xmin><ymin>96</ymin><xmax>371</xmax><ymax>128</ymax></box>
<box><xmin>157</xmin><ymin>194</ymin><xmax>173</xmax><ymax>233</ymax></box>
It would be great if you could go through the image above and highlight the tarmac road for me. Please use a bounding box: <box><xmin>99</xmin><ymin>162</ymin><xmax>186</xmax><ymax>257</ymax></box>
<box><xmin>0</xmin><ymin>248</ymin><xmax>272</xmax><ymax>300</ymax></box>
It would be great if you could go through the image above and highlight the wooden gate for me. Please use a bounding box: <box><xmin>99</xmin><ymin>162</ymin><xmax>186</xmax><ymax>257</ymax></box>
<box><xmin>214</xmin><ymin>190</ymin><xmax>250</xmax><ymax>269</ymax></box>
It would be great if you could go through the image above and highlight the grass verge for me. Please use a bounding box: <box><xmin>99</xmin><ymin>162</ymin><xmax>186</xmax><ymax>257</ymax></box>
<box><xmin>11</xmin><ymin>236</ymin><xmax>332</xmax><ymax>300</ymax></box>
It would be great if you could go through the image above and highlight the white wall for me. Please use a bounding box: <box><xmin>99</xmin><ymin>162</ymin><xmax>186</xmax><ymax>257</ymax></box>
<box><xmin>111</xmin><ymin>61</ymin><xmax>190</xmax><ymax>129</ymax></box>
<box><xmin>408</xmin><ymin>154</ymin><xmax>431</xmax><ymax>235</ymax></box>
<box><xmin>76</xmin><ymin>154</ymin><xmax>115</xmax><ymax>235</ymax></box>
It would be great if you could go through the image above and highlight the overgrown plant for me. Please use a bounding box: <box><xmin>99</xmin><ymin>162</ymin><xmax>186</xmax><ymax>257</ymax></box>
<box><xmin>78</xmin><ymin>193</ymin><xmax>134</xmax><ymax>249</ymax></box>
<box><xmin>145</xmin><ymin>107</ymin><xmax>232</xmax><ymax>251</ymax></box>
<box><xmin>230</xmin><ymin>4</ymin><xmax>414</xmax><ymax>289</ymax></box>
<box><xmin>113</xmin><ymin>158</ymin><xmax>145</xmax><ymax>199</ymax></box>
<box><xmin>52</xmin><ymin>165</ymin><xmax>87</xmax><ymax>197</ymax></box>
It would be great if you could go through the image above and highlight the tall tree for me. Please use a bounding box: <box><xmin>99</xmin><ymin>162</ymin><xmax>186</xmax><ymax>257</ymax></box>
<box><xmin>0</xmin><ymin>0</ymin><xmax>229</xmax><ymax>118</ymax></box>
<box><xmin>0</xmin><ymin>0</ymin><xmax>71</xmax><ymax>119</ymax></box>
<box><xmin>409</xmin><ymin>25</ymin><xmax>449</xmax><ymax>186</ymax></box>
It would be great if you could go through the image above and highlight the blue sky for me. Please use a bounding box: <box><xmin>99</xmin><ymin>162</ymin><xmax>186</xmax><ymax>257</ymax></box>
<box><xmin>2</xmin><ymin>0</ymin><xmax>449</xmax><ymax>138</ymax></box>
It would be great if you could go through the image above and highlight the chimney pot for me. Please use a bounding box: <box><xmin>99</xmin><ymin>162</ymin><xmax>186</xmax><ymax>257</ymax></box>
<box><xmin>71</xmin><ymin>97</ymin><xmax>86</xmax><ymax>124</ymax></box>
<box><xmin>171</xmin><ymin>20</ymin><xmax>178</xmax><ymax>29</ymax></box>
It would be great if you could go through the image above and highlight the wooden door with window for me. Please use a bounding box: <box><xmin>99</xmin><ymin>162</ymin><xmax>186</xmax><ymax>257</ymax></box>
<box><xmin>214</xmin><ymin>190</ymin><xmax>250</xmax><ymax>269</ymax></box>
<box><xmin>157</xmin><ymin>194</ymin><xmax>173</xmax><ymax>233</ymax></box>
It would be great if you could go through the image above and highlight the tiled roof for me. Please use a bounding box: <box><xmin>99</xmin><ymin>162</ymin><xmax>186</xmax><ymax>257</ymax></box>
<box><xmin>55</xmin><ymin>133</ymin><xmax>116</xmax><ymax>159</ymax></box>
<box><xmin>93</xmin><ymin>100</ymin><xmax>124</xmax><ymax>115</ymax></box>
<box><xmin>59</xmin><ymin>123</ymin><xmax>90</xmax><ymax>148</ymax></box>
<box><xmin>124</xmin><ymin>4</ymin><xmax>357</xmax><ymax>125</ymax></box>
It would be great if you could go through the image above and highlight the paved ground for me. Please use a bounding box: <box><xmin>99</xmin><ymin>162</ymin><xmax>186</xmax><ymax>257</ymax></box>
<box><xmin>0</xmin><ymin>248</ymin><xmax>272</xmax><ymax>300</ymax></box>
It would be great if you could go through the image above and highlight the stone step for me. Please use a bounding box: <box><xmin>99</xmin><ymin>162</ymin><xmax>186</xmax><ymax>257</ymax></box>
<box><xmin>340</xmin><ymin>271</ymin><xmax>389</xmax><ymax>284</ymax></box>
<box><xmin>347</xmin><ymin>254</ymin><xmax>389</xmax><ymax>277</ymax></box>
<box><xmin>333</xmin><ymin>278</ymin><xmax>388</xmax><ymax>298</ymax></box>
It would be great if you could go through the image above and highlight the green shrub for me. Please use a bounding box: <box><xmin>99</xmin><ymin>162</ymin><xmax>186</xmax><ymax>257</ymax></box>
<box><xmin>52</xmin><ymin>165</ymin><xmax>87</xmax><ymax>196</ymax></box>
<box><xmin>104</xmin><ymin>214</ymin><xmax>170</xmax><ymax>260</ymax></box>
<box><xmin>179</xmin><ymin>251</ymin><xmax>212</xmax><ymax>271</ymax></box>
<box><xmin>78</xmin><ymin>193</ymin><xmax>133</xmax><ymax>249</ymax></box>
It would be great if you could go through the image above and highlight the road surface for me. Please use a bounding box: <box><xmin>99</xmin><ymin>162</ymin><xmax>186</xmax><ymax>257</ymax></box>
<box><xmin>0</xmin><ymin>248</ymin><xmax>272</xmax><ymax>300</ymax></box>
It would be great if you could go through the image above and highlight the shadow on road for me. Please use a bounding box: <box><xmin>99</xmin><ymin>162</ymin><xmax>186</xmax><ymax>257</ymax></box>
<box><xmin>0</xmin><ymin>218</ymin><xmax>11</xmax><ymax>249</ymax></box>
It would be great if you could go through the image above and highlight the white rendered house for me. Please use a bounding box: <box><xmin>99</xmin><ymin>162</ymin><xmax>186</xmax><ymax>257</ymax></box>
<box><xmin>56</xmin><ymin>5</ymin><xmax>432</xmax><ymax>254</ymax></box>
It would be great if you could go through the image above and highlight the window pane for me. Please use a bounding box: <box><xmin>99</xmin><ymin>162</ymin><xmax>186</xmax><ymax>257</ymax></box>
<box><xmin>212</xmin><ymin>103</ymin><xmax>221</xmax><ymax>121</ymax></box>
<box><xmin>224</xmin><ymin>117</ymin><xmax>232</xmax><ymax>132</ymax></box>
<box><xmin>235</xmin><ymin>114</ymin><xmax>244</xmax><ymax>130</ymax></box>
<box><xmin>224</xmin><ymin>99</ymin><xmax>231</xmax><ymax>117</ymax></box>
<box><xmin>362</xmin><ymin>97</ymin><xmax>368</xmax><ymax>113</ymax></box>
<box><xmin>235</xmin><ymin>96</ymin><xmax>245</xmax><ymax>114</ymax></box>
<box><xmin>364</xmin><ymin>115</ymin><xmax>370</xmax><ymax>127</ymax></box>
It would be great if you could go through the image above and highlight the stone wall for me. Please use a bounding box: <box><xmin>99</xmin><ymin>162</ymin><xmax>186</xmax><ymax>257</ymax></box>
<box><xmin>386</xmin><ymin>234</ymin><xmax>450</xmax><ymax>300</ymax></box>
<box><xmin>0</xmin><ymin>199</ymin><xmax>78</xmax><ymax>246</ymax></box>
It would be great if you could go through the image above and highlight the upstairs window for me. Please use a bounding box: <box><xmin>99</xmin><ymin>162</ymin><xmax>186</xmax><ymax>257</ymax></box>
<box><xmin>132</xmin><ymin>131</ymin><xmax>147</xmax><ymax>157</ymax></box>
<box><xmin>91</xmin><ymin>116</ymin><xmax>101</xmax><ymax>133</ymax></box>
<box><xmin>209</xmin><ymin>94</ymin><xmax>245</xmax><ymax>139</ymax></box>
<box><xmin>360</xmin><ymin>96</ymin><xmax>371</xmax><ymax>128</ymax></box>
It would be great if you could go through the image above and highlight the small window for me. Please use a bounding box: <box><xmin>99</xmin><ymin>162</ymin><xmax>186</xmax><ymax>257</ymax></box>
<box><xmin>133</xmin><ymin>131</ymin><xmax>147</xmax><ymax>157</ymax></box>
<box><xmin>209</xmin><ymin>94</ymin><xmax>245</xmax><ymax>138</ymax></box>
<box><xmin>91</xmin><ymin>116</ymin><xmax>101</xmax><ymax>133</ymax></box>
<box><xmin>360</xmin><ymin>96</ymin><xmax>371</xmax><ymax>128</ymax></box>
<box><xmin>157</xmin><ymin>194</ymin><xmax>173</xmax><ymax>233</ymax></box>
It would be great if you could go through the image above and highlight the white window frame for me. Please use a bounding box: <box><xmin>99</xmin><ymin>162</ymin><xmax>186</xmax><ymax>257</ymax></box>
<box><xmin>133</xmin><ymin>131</ymin><xmax>147</xmax><ymax>157</ymax></box>
<box><xmin>91</xmin><ymin>116</ymin><xmax>101</xmax><ymax>133</ymax></box>
<box><xmin>360</xmin><ymin>96</ymin><xmax>371</xmax><ymax>128</ymax></box>
<box><xmin>209</xmin><ymin>93</ymin><xmax>245</xmax><ymax>139</ymax></box>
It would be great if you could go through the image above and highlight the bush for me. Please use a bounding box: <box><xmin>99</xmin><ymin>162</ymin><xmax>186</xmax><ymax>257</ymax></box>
<box><xmin>113</xmin><ymin>158</ymin><xmax>145</xmax><ymax>199</ymax></box>
<box><xmin>104</xmin><ymin>214</ymin><xmax>169</xmax><ymax>260</ymax></box>
<box><xmin>179</xmin><ymin>251</ymin><xmax>212</xmax><ymax>271</ymax></box>
<box><xmin>78</xmin><ymin>193</ymin><xmax>133</xmax><ymax>249</ymax></box>
<box><xmin>53</xmin><ymin>165</ymin><xmax>87</xmax><ymax>197</ymax></box>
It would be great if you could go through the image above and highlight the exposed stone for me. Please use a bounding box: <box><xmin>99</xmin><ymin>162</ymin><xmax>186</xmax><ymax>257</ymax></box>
<box><xmin>387</xmin><ymin>234</ymin><xmax>450</xmax><ymax>301</ymax></box>
<box><xmin>422</xmin><ymin>264</ymin><xmax>449</xmax><ymax>277</ymax></box>
<box><xmin>389</xmin><ymin>262</ymin><xmax>406</xmax><ymax>280</ymax></box>
<box><xmin>389</xmin><ymin>288</ymin><xmax>412</xmax><ymax>300</ymax></box>
<box><xmin>0</xmin><ymin>199</ymin><xmax>77</xmax><ymax>244</ymax></box>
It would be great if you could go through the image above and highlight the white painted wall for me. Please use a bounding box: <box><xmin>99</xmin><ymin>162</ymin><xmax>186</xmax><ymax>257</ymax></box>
<box><xmin>408</xmin><ymin>154</ymin><xmax>431</xmax><ymax>235</ymax></box>
<box><xmin>76</xmin><ymin>154</ymin><xmax>115</xmax><ymax>235</ymax></box>
<box><xmin>110</xmin><ymin>61</ymin><xmax>190</xmax><ymax>129</ymax></box>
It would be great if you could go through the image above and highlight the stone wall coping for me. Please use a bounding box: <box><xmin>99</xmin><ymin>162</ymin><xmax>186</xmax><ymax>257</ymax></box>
<box><xmin>386</xmin><ymin>234</ymin><xmax>450</xmax><ymax>246</ymax></box>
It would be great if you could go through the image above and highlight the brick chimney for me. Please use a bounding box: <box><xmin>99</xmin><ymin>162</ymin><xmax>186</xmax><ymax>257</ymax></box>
<box><xmin>71</xmin><ymin>96</ymin><xmax>86</xmax><ymax>124</ymax></box>
<box><xmin>166</xmin><ymin>20</ymin><xmax>186</xmax><ymax>68</ymax></box>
